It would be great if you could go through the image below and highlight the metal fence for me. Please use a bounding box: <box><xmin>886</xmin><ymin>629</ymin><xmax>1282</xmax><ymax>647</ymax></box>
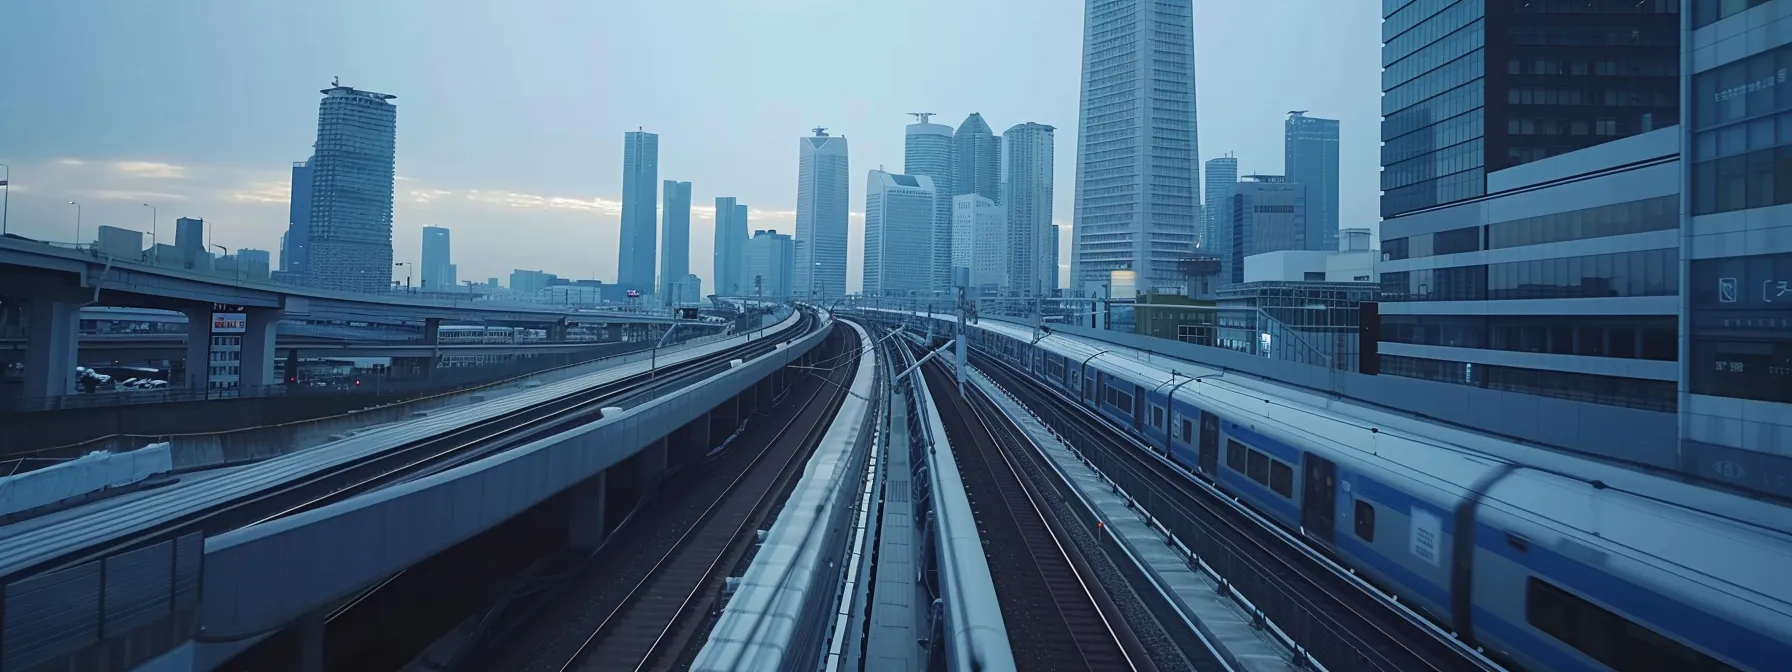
<box><xmin>1</xmin><ymin>532</ymin><xmax>204</xmax><ymax>672</ymax></box>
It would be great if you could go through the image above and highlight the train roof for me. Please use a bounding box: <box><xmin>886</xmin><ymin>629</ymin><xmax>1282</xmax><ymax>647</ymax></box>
<box><xmin>947</xmin><ymin>313</ymin><xmax>1788</xmax><ymax>535</ymax></box>
<box><xmin>1481</xmin><ymin>467</ymin><xmax>1792</xmax><ymax>641</ymax></box>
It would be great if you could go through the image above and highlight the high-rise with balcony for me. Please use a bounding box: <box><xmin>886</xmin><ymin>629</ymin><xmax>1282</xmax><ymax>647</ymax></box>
<box><xmin>863</xmin><ymin>171</ymin><xmax>936</xmax><ymax>297</ymax></box>
<box><xmin>659</xmin><ymin>180</ymin><xmax>692</xmax><ymax>305</ymax></box>
<box><xmin>1380</xmin><ymin>0</ymin><xmax>1678</xmax><ymax>219</ymax></box>
<box><xmin>794</xmin><ymin>128</ymin><xmax>849</xmax><ymax>300</ymax></box>
<box><xmin>713</xmin><ymin>196</ymin><xmax>747</xmax><ymax>297</ymax></box>
<box><xmin>304</xmin><ymin>82</ymin><xmax>397</xmax><ymax>294</ymax></box>
<box><xmin>420</xmin><ymin>226</ymin><xmax>455</xmax><ymax>292</ymax></box>
<box><xmin>1071</xmin><ymin>0</ymin><xmax>1201</xmax><ymax>296</ymax></box>
<box><xmin>1003</xmin><ymin>122</ymin><xmax>1055</xmax><ymax>297</ymax></box>
<box><xmin>906</xmin><ymin>114</ymin><xmax>955</xmax><ymax>294</ymax></box>
<box><xmin>1684</xmin><ymin>0</ymin><xmax>1792</xmax><ymax>496</ymax></box>
<box><xmin>618</xmin><ymin>130</ymin><xmax>659</xmax><ymax>293</ymax></box>
<box><xmin>1285</xmin><ymin>112</ymin><xmax>1340</xmax><ymax>252</ymax></box>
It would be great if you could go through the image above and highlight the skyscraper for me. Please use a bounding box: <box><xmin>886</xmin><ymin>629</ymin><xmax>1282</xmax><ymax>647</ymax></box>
<box><xmin>659</xmin><ymin>180</ymin><xmax>692</xmax><ymax>305</ymax></box>
<box><xmin>713</xmin><ymin>196</ymin><xmax>747</xmax><ymax>297</ymax></box>
<box><xmin>285</xmin><ymin>159</ymin><xmax>312</xmax><ymax>275</ymax></box>
<box><xmin>1003</xmin><ymin>123</ymin><xmax>1055</xmax><ymax>298</ymax></box>
<box><xmin>618</xmin><ymin>130</ymin><xmax>660</xmax><ymax>292</ymax></box>
<box><xmin>420</xmin><ymin>226</ymin><xmax>454</xmax><ymax>292</ymax></box>
<box><xmin>1284</xmin><ymin>112</ymin><xmax>1339</xmax><ymax>252</ymax></box>
<box><xmin>1380</xmin><ymin>2</ymin><xmax>1677</xmax><ymax>218</ymax></box>
<box><xmin>794</xmin><ymin>128</ymin><xmax>848</xmax><ymax>300</ymax></box>
<box><xmin>1070</xmin><ymin>0</ymin><xmax>1201</xmax><ymax>296</ymax></box>
<box><xmin>863</xmin><ymin>171</ymin><xmax>936</xmax><ymax>297</ymax></box>
<box><xmin>304</xmin><ymin>82</ymin><xmax>397</xmax><ymax>294</ymax></box>
<box><xmin>953</xmin><ymin>113</ymin><xmax>1001</xmax><ymax>202</ymax></box>
<box><xmin>1202</xmin><ymin>155</ymin><xmax>1238</xmax><ymax>255</ymax></box>
<box><xmin>905</xmin><ymin>114</ymin><xmax>955</xmax><ymax>294</ymax></box>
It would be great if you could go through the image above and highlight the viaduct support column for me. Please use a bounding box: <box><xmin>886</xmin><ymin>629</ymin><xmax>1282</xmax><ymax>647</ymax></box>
<box><xmin>423</xmin><ymin>317</ymin><xmax>442</xmax><ymax>376</ymax></box>
<box><xmin>567</xmin><ymin>470</ymin><xmax>608</xmax><ymax>550</ymax></box>
<box><xmin>238</xmin><ymin>308</ymin><xmax>281</xmax><ymax>389</ymax></box>
<box><xmin>23</xmin><ymin>298</ymin><xmax>79</xmax><ymax>400</ymax></box>
<box><xmin>181</xmin><ymin>306</ymin><xmax>214</xmax><ymax>392</ymax></box>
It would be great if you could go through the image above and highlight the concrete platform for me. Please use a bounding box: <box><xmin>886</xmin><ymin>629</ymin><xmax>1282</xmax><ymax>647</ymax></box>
<box><xmin>863</xmin><ymin>385</ymin><xmax>923</xmax><ymax>671</ymax></box>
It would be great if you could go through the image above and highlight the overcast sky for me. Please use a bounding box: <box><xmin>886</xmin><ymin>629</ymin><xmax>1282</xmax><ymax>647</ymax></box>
<box><xmin>0</xmin><ymin>0</ymin><xmax>1382</xmax><ymax>294</ymax></box>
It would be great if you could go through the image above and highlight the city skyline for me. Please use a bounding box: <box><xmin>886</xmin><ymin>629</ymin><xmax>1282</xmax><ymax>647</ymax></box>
<box><xmin>0</xmin><ymin>1</ymin><xmax>1383</xmax><ymax>296</ymax></box>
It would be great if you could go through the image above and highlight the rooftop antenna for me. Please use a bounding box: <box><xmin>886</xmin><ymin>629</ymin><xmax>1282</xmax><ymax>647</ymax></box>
<box><xmin>908</xmin><ymin>112</ymin><xmax>935</xmax><ymax>124</ymax></box>
<box><xmin>812</xmin><ymin>126</ymin><xmax>828</xmax><ymax>137</ymax></box>
<box><xmin>332</xmin><ymin>75</ymin><xmax>340</xmax><ymax>87</ymax></box>
<box><xmin>1288</xmin><ymin>110</ymin><xmax>1308</xmax><ymax>117</ymax></box>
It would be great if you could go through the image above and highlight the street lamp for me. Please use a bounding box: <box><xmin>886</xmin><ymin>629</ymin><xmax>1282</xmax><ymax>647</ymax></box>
<box><xmin>67</xmin><ymin>201</ymin><xmax>81</xmax><ymax>250</ymax></box>
<box><xmin>394</xmin><ymin>262</ymin><xmax>413</xmax><ymax>293</ymax></box>
<box><xmin>211</xmin><ymin>244</ymin><xmax>237</xmax><ymax>280</ymax></box>
<box><xmin>1</xmin><ymin>163</ymin><xmax>10</xmax><ymax>236</ymax></box>
<box><xmin>141</xmin><ymin>203</ymin><xmax>158</xmax><ymax>261</ymax></box>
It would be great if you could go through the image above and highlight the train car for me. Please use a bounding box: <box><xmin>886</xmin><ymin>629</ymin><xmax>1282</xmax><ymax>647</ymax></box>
<box><xmin>868</xmin><ymin>308</ymin><xmax>1792</xmax><ymax>672</ymax></box>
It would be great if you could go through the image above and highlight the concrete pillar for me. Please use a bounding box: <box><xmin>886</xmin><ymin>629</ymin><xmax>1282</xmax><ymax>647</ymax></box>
<box><xmin>297</xmin><ymin>609</ymin><xmax>325</xmax><ymax>672</ymax></box>
<box><xmin>422</xmin><ymin>317</ymin><xmax>442</xmax><ymax>375</ymax></box>
<box><xmin>567</xmin><ymin>471</ymin><xmax>608</xmax><ymax>550</ymax></box>
<box><xmin>238</xmin><ymin>308</ymin><xmax>280</xmax><ymax>388</ymax></box>
<box><xmin>23</xmin><ymin>298</ymin><xmax>79</xmax><ymax>399</ymax></box>
<box><xmin>182</xmin><ymin>306</ymin><xmax>212</xmax><ymax>392</ymax></box>
<box><xmin>638</xmin><ymin>436</ymin><xmax>668</xmax><ymax>498</ymax></box>
<box><xmin>548</xmin><ymin>318</ymin><xmax>569</xmax><ymax>342</ymax></box>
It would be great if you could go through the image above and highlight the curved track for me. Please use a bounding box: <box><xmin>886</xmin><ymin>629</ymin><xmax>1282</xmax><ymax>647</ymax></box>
<box><xmin>918</xmin><ymin>348</ymin><xmax>1153</xmax><ymax>672</ymax></box>
<box><xmin>456</xmin><ymin>321</ymin><xmax>859</xmax><ymax>672</ymax></box>
<box><xmin>973</xmin><ymin>350</ymin><xmax>1487</xmax><ymax>672</ymax></box>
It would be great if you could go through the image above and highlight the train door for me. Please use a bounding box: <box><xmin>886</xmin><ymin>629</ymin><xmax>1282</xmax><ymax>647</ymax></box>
<box><xmin>1197</xmin><ymin>411</ymin><xmax>1220</xmax><ymax>476</ymax></box>
<box><xmin>1301</xmin><ymin>454</ymin><xmax>1337</xmax><ymax>544</ymax></box>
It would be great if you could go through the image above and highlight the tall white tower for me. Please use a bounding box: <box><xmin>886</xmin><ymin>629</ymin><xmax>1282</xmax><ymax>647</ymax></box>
<box><xmin>905</xmin><ymin>113</ymin><xmax>955</xmax><ymax>295</ymax></box>
<box><xmin>863</xmin><ymin>170</ymin><xmax>937</xmax><ymax>297</ymax></box>
<box><xmin>1070</xmin><ymin>0</ymin><xmax>1201</xmax><ymax>297</ymax></box>
<box><xmin>1003</xmin><ymin>123</ymin><xmax>1055</xmax><ymax>298</ymax></box>
<box><xmin>795</xmin><ymin>127</ymin><xmax>849</xmax><ymax>300</ymax></box>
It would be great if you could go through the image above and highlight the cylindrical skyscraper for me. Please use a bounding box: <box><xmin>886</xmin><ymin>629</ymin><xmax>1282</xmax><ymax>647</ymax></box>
<box><xmin>304</xmin><ymin>82</ymin><xmax>397</xmax><ymax>294</ymax></box>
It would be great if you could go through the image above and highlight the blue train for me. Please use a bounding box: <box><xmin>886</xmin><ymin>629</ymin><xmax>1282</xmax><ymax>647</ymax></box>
<box><xmin>875</xmin><ymin>309</ymin><xmax>1792</xmax><ymax>672</ymax></box>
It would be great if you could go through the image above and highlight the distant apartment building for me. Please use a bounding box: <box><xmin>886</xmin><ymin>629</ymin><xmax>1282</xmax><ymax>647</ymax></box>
<box><xmin>1225</xmin><ymin>176</ymin><xmax>1307</xmax><ymax>285</ymax></box>
<box><xmin>952</xmin><ymin>194</ymin><xmax>1006</xmax><ymax>297</ymax></box>
<box><xmin>421</xmin><ymin>226</ymin><xmax>455</xmax><ymax>292</ymax></box>
<box><xmin>743</xmin><ymin>229</ymin><xmax>794</xmax><ymax>297</ymax></box>
<box><xmin>618</xmin><ymin>131</ymin><xmax>659</xmax><ymax>292</ymax></box>
<box><xmin>660</xmin><ymin>180</ymin><xmax>692</xmax><ymax>305</ymax></box>
<box><xmin>863</xmin><ymin>170</ymin><xmax>937</xmax><ymax>297</ymax></box>
<box><xmin>1004</xmin><ymin>122</ymin><xmax>1055</xmax><ymax>297</ymax></box>
<box><xmin>1202</xmin><ymin>155</ymin><xmax>1238</xmax><ymax>255</ymax></box>
<box><xmin>304</xmin><ymin>83</ymin><xmax>398</xmax><ymax>294</ymax></box>
<box><xmin>713</xmin><ymin>197</ymin><xmax>747</xmax><ymax>297</ymax></box>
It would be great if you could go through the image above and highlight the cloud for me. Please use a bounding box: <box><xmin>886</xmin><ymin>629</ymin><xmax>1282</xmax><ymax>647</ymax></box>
<box><xmin>57</xmin><ymin>158</ymin><xmax>86</xmax><ymax>167</ymax></box>
<box><xmin>112</xmin><ymin>161</ymin><xmax>188</xmax><ymax>179</ymax></box>
<box><xmin>410</xmin><ymin>188</ymin><xmax>453</xmax><ymax>204</ymax></box>
<box><xmin>463</xmin><ymin>189</ymin><xmax>622</xmax><ymax>215</ymax></box>
<box><xmin>75</xmin><ymin>189</ymin><xmax>189</xmax><ymax>202</ymax></box>
<box><xmin>226</xmin><ymin>181</ymin><xmax>291</xmax><ymax>204</ymax></box>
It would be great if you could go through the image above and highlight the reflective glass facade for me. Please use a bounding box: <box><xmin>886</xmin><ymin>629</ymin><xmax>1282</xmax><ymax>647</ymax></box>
<box><xmin>1381</xmin><ymin>0</ymin><xmax>1679</xmax><ymax>218</ymax></box>
<box><xmin>1689</xmin><ymin>42</ymin><xmax>1792</xmax><ymax>215</ymax></box>
<box><xmin>618</xmin><ymin>131</ymin><xmax>659</xmax><ymax>292</ymax></box>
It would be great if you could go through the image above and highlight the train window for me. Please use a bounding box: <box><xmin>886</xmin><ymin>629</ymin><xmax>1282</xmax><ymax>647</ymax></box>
<box><xmin>1246</xmin><ymin>450</ymin><xmax>1270</xmax><ymax>486</ymax></box>
<box><xmin>1526</xmin><ymin>578</ymin><xmax>1738</xmax><ymax>672</ymax></box>
<box><xmin>1150</xmin><ymin>405</ymin><xmax>1165</xmax><ymax>430</ymax></box>
<box><xmin>1226</xmin><ymin>440</ymin><xmax>1247</xmax><ymax>471</ymax></box>
<box><xmin>1354</xmin><ymin>500</ymin><xmax>1375</xmax><ymax>541</ymax></box>
<box><xmin>1180</xmin><ymin>418</ymin><xmax>1193</xmax><ymax>443</ymax></box>
<box><xmin>1269</xmin><ymin>461</ymin><xmax>1294</xmax><ymax>498</ymax></box>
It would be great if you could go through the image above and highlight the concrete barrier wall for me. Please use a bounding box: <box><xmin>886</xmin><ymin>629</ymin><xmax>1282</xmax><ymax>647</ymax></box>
<box><xmin>0</xmin><ymin>443</ymin><xmax>173</xmax><ymax>518</ymax></box>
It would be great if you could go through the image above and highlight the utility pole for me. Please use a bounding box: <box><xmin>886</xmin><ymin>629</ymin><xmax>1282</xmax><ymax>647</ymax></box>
<box><xmin>953</xmin><ymin>268</ymin><xmax>968</xmax><ymax>395</ymax></box>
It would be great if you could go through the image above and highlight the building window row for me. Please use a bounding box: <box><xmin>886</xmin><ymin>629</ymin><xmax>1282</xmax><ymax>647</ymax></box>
<box><xmin>1380</xmin><ymin>248</ymin><xmax>1678</xmax><ymax>302</ymax></box>
<box><xmin>1383</xmin><ymin>196</ymin><xmax>1676</xmax><ymax>262</ymax></box>
<box><xmin>1384</xmin><ymin>225</ymin><xmax>1481</xmax><ymax>261</ymax></box>
<box><xmin>1507</xmin><ymin>56</ymin><xmax>1677</xmax><ymax>77</ymax></box>
<box><xmin>1382</xmin><ymin>314</ymin><xmax>1677</xmax><ymax>361</ymax></box>
<box><xmin>1513</xmin><ymin>0</ymin><xmax>1676</xmax><ymax>13</ymax></box>
<box><xmin>1692</xmin><ymin>0</ymin><xmax>1773</xmax><ymax>29</ymax></box>
<box><xmin>1379</xmin><ymin>354</ymin><xmax>1677</xmax><ymax>412</ymax></box>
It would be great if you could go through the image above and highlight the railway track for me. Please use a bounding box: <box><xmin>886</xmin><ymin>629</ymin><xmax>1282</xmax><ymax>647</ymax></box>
<box><xmin>917</xmin><ymin>349</ymin><xmax>1153</xmax><ymax>672</ymax></box>
<box><xmin>455</xmin><ymin>323</ymin><xmax>860</xmax><ymax>672</ymax></box>
<box><xmin>972</xmin><ymin>352</ymin><xmax>1488</xmax><ymax>672</ymax></box>
<box><xmin>5</xmin><ymin>314</ymin><xmax>812</xmax><ymax>584</ymax></box>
